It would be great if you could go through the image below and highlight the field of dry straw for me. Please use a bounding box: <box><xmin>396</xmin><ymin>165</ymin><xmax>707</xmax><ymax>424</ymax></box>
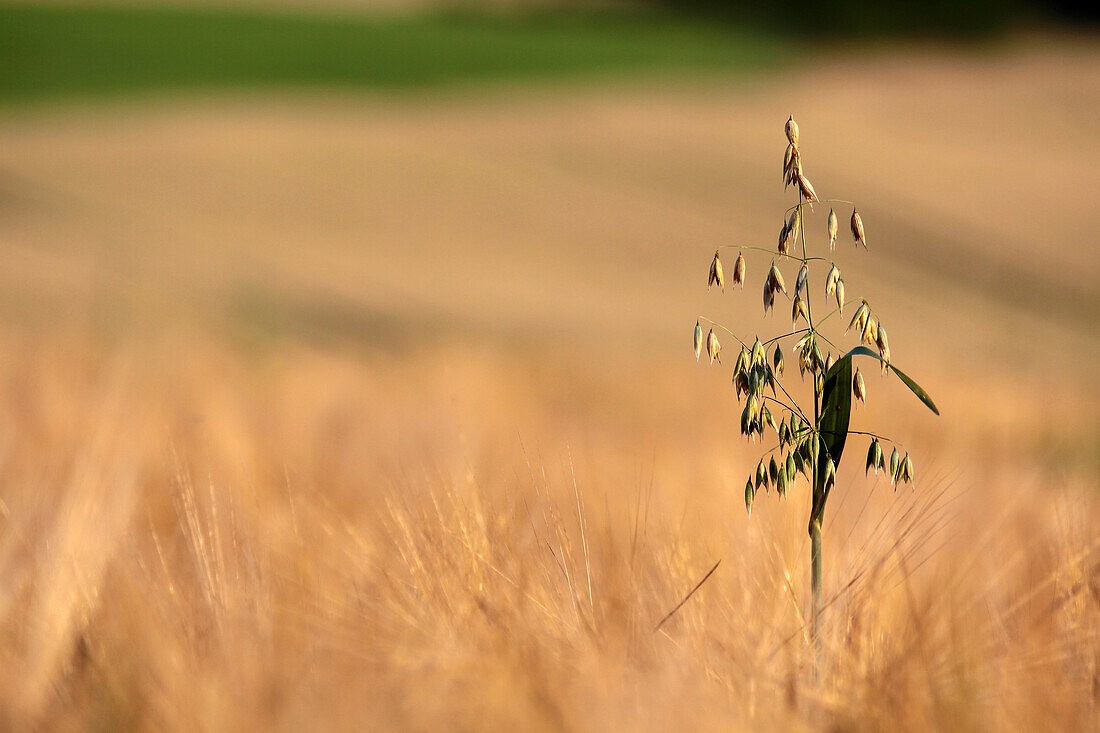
<box><xmin>0</xmin><ymin>44</ymin><xmax>1099</xmax><ymax>730</ymax></box>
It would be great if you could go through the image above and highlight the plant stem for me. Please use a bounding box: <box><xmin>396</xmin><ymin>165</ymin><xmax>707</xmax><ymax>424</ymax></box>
<box><xmin>810</xmin><ymin>516</ymin><xmax>823</xmax><ymax>677</ymax></box>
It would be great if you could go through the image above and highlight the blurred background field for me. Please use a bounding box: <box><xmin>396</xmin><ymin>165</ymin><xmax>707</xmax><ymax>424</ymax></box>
<box><xmin>0</xmin><ymin>1</ymin><xmax>1098</xmax><ymax>730</ymax></box>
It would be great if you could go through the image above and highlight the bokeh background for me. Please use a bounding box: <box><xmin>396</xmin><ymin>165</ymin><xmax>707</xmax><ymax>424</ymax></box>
<box><xmin>1</xmin><ymin>1</ymin><xmax>1098</xmax><ymax>730</ymax></box>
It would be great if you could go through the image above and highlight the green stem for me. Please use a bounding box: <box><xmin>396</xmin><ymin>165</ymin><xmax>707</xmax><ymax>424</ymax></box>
<box><xmin>810</xmin><ymin>516</ymin><xmax>823</xmax><ymax>676</ymax></box>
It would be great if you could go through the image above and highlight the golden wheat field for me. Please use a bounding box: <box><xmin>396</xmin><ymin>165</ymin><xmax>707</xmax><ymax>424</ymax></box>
<box><xmin>1</xmin><ymin>42</ymin><xmax>1099</xmax><ymax>730</ymax></box>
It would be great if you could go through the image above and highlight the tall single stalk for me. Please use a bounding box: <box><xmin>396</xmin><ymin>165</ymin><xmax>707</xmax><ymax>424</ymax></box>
<box><xmin>694</xmin><ymin>116</ymin><xmax>939</xmax><ymax>673</ymax></box>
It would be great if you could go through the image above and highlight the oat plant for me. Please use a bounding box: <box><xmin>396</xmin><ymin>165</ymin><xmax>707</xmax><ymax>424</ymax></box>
<box><xmin>694</xmin><ymin>117</ymin><xmax>939</xmax><ymax>649</ymax></box>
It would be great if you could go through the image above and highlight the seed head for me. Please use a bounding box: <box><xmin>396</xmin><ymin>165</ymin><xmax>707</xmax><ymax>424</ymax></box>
<box><xmin>708</xmin><ymin>251</ymin><xmax>724</xmax><ymax>290</ymax></box>
<box><xmin>733</xmin><ymin>252</ymin><xmax>746</xmax><ymax>289</ymax></box>
<box><xmin>865</xmin><ymin>438</ymin><xmax>880</xmax><ymax>475</ymax></box>
<box><xmin>797</xmin><ymin>173</ymin><xmax>818</xmax><ymax>204</ymax></box>
<box><xmin>825</xmin><ymin>264</ymin><xmax>840</xmax><ymax>297</ymax></box>
<box><xmin>853</xmin><ymin>366</ymin><xmax>866</xmax><ymax>403</ymax></box>
<box><xmin>773</xmin><ymin>343</ymin><xmax>784</xmax><ymax>375</ymax></box>
<box><xmin>788</xmin><ymin>208</ymin><xmax>801</xmax><ymax>243</ymax></box>
<box><xmin>777</xmin><ymin>220</ymin><xmax>795</xmax><ymax>255</ymax></box>
<box><xmin>889</xmin><ymin>446</ymin><xmax>901</xmax><ymax>483</ymax></box>
<box><xmin>824</xmin><ymin>353</ymin><xmax>834</xmax><ymax>375</ymax></box>
<box><xmin>827</xmin><ymin>208</ymin><xmax>838</xmax><ymax>250</ymax></box>
<box><xmin>734</xmin><ymin>345</ymin><xmax>749</xmax><ymax>377</ymax></box>
<box><xmin>851</xmin><ymin>209</ymin><xmax>867</xmax><ymax>248</ymax></box>
<box><xmin>756</xmin><ymin>460</ymin><xmax>768</xmax><ymax>490</ymax></box>
<box><xmin>835</xmin><ymin>279</ymin><xmax>845</xmax><ymax>314</ymax></box>
<box><xmin>782</xmin><ymin>143</ymin><xmax>797</xmax><ymax>182</ymax></box>
<box><xmin>876</xmin><ymin>325</ymin><xmax>891</xmax><ymax>365</ymax></box>
<box><xmin>745</xmin><ymin>479</ymin><xmax>754</xmax><ymax>515</ymax></box>
<box><xmin>785</xmin><ymin>115</ymin><xmax>799</xmax><ymax>146</ymax></box>
<box><xmin>707</xmin><ymin>329</ymin><xmax>721</xmax><ymax>364</ymax></box>
<box><xmin>767</xmin><ymin>262</ymin><xmax>787</xmax><ymax>294</ymax></box>
<box><xmin>751</xmin><ymin>337</ymin><xmax>765</xmax><ymax>367</ymax></box>
<box><xmin>792</xmin><ymin>295</ymin><xmax>807</xmax><ymax>326</ymax></box>
<box><xmin>795</xmin><ymin>263</ymin><xmax>808</xmax><ymax>296</ymax></box>
<box><xmin>768</xmin><ymin>456</ymin><xmax>780</xmax><ymax>486</ymax></box>
<box><xmin>823</xmin><ymin>458</ymin><xmax>836</xmax><ymax>489</ymax></box>
<box><xmin>862</xmin><ymin>316</ymin><xmax>877</xmax><ymax>346</ymax></box>
<box><xmin>785</xmin><ymin>154</ymin><xmax>803</xmax><ymax>190</ymax></box>
<box><xmin>903</xmin><ymin>454</ymin><xmax>915</xmax><ymax>483</ymax></box>
<box><xmin>847</xmin><ymin>301</ymin><xmax>869</xmax><ymax>335</ymax></box>
<box><xmin>694</xmin><ymin>321</ymin><xmax>703</xmax><ymax>361</ymax></box>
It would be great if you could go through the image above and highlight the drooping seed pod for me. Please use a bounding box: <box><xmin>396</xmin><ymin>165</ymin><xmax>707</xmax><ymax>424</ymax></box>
<box><xmin>889</xmin><ymin>447</ymin><xmax>901</xmax><ymax>483</ymax></box>
<box><xmin>773</xmin><ymin>343</ymin><xmax>784</xmax><ymax>376</ymax></box>
<box><xmin>835</xmin><ymin>279</ymin><xmax>845</xmax><ymax>315</ymax></box>
<box><xmin>903</xmin><ymin>454</ymin><xmax>915</xmax><ymax>483</ymax></box>
<box><xmin>733</xmin><ymin>252</ymin><xmax>746</xmax><ymax>289</ymax></box>
<box><xmin>827</xmin><ymin>208</ymin><xmax>838</xmax><ymax>249</ymax></box>
<box><xmin>785</xmin><ymin>154</ymin><xmax>803</xmax><ymax>190</ymax></box>
<box><xmin>783</xmin><ymin>143</ymin><xmax>796</xmax><ymax>181</ymax></box>
<box><xmin>768</xmin><ymin>456</ymin><xmax>780</xmax><ymax>486</ymax></box>
<box><xmin>862</xmin><ymin>316</ymin><xmax>877</xmax><ymax>346</ymax></box>
<box><xmin>876</xmin><ymin>325</ymin><xmax>891</xmax><ymax>365</ymax></box>
<box><xmin>708</xmin><ymin>251</ymin><xmax>724</xmax><ymax>290</ymax></box>
<box><xmin>762</xmin><ymin>405</ymin><xmax>777</xmax><ymax>434</ymax></box>
<box><xmin>756</xmin><ymin>460</ymin><xmax>768</xmax><ymax>490</ymax></box>
<box><xmin>785</xmin><ymin>452</ymin><xmax>798</xmax><ymax>486</ymax></box>
<box><xmin>865</xmin><ymin>439</ymin><xmax>879</xmax><ymax>475</ymax></box>
<box><xmin>751</xmin><ymin>337</ymin><xmax>765</xmax><ymax>367</ymax></box>
<box><xmin>745</xmin><ymin>479</ymin><xmax>754</xmax><ymax>515</ymax></box>
<box><xmin>825</xmin><ymin>264</ymin><xmax>840</xmax><ymax>297</ymax></box>
<box><xmin>768</xmin><ymin>262</ymin><xmax>787</xmax><ymax>294</ymax></box>
<box><xmin>785</xmin><ymin>115</ymin><xmax>799</xmax><ymax>146</ymax></box>
<box><xmin>815</xmin><ymin>372</ymin><xmax>824</xmax><ymax>394</ymax></box>
<box><xmin>740</xmin><ymin>402</ymin><xmax>751</xmax><ymax>435</ymax></box>
<box><xmin>796</xmin><ymin>264</ymin><xmax>808</xmax><ymax>296</ymax></box>
<box><xmin>694</xmin><ymin>321</ymin><xmax>703</xmax><ymax>361</ymax></box>
<box><xmin>797</xmin><ymin>173</ymin><xmax>818</xmax><ymax>204</ymax></box>
<box><xmin>812</xmin><ymin>342</ymin><xmax>824</xmax><ymax>372</ymax></box>
<box><xmin>777</xmin><ymin>465</ymin><xmax>789</xmax><ymax>496</ymax></box>
<box><xmin>823</xmin><ymin>458</ymin><xmax>836</xmax><ymax>489</ymax></box>
<box><xmin>778</xmin><ymin>220</ymin><xmax>795</xmax><ymax>255</ymax></box>
<box><xmin>763</xmin><ymin>280</ymin><xmax>775</xmax><ymax>312</ymax></box>
<box><xmin>851</xmin><ymin>209</ymin><xmax>867</xmax><ymax>248</ymax></box>
<box><xmin>787</xmin><ymin>207</ymin><xmax>801</xmax><ymax>244</ymax></box>
<box><xmin>792</xmin><ymin>295</ymin><xmax>807</xmax><ymax>327</ymax></box>
<box><xmin>853</xmin><ymin>366</ymin><xmax>866</xmax><ymax>404</ymax></box>
<box><xmin>846</xmin><ymin>301</ymin><xmax>869</xmax><ymax>335</ymax></box>
<box><xmin>734</xmin><ymin>345</ymin><xmax>749</xmax><ymax>377</ymax></box>
<box><xmin>779</xmin><ymin>419</ymin><xmax>791</xmax><ymax>447</ymax></box>
<box><xmin>824</xmin><ymin>353</ymin><xmax>834</xmax><ymax>375</ymax></box>
<box><xmin>707</xmin><ymin>329</ymin><xmax>721</xmax><ymax>364</ymax></box>
<box><xmin>734</xmin><ymin>369</ymin><xmax>749</xmax><ymax>399</ymax></box>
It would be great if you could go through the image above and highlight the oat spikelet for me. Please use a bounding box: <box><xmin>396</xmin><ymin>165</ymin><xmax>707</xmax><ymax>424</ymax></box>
<box><xmin>694</xmin><ymin>321</ymin><xmax>703</xmax><ymax>361</ymax></box>
<box><xmin>792</xmin><ymin>295</ymin><xmax>807</xmax><ymax>326</ymax></box>
<box><xmin>853</xmin><ymin>366</ymin><xmax>866</xmax><ymax>403</ymax></box>
<box><xmin>827</xmin><ymin>208</ymin><xmax>838</xmax><ymax>250</ymax></box>
<box><xmin>707</xmin><ymin>329</ymin><xmax>721</xmax><ymax>364</ymax></box>
<box><xmin>733</xmin><ymin>252</ymin><xmax>746</xmax><ymax>289</ymax></box>
<box><xmin>767</xmin><ymin>262</ymin><xmax>787</xmax><ymax>295</ymax></box>
<box><xmin>708</xmin><ymin>251</ymin><xmax>724</xmax><ymax>290</ymax></box>
<box><xmin>797</xmin><ymin>173</ymin><xmax>818</xmax><ymax>205</ymax></box>
<box><xmin>835</xmin><ymin>279</ymin><xmax>845</xmax><ymax>315</ymax></box>
<box><xmin>785</xmin><ymin>115</ymin><xmax>799</xmax><ymax>146</ymax></box>
<box><xmin>825</xmin><ymin>264</ymin><xmax>840</xmax><ymax>297</ymax></box>
<box><xmin>851</xmin><ymin>209</ymin><xmax>867</xmax><ymax>248</ymax></box>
